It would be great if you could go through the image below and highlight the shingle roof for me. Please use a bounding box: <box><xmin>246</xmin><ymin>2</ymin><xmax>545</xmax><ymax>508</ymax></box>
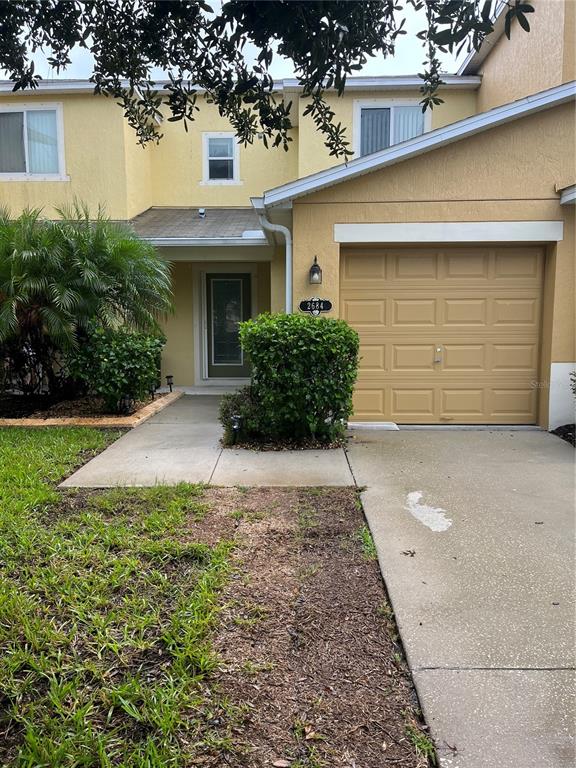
<box><xmin>130</xmin><ymin>207</ymin><xmax>264</xmax><ymax>241</ymax></box>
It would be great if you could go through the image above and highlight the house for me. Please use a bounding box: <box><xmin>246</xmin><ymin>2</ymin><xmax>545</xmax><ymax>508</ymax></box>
<box><xmin>0</xmin><ymin>0</ymin><xmax>574</xmax><ymax>429</ymax></box>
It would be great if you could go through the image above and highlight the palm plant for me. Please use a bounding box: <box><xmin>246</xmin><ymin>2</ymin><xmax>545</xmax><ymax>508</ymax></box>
<box><xmin>0</xmin><ymin>203</ymin><xmax>172</xmax><ymax>395</ymax></box>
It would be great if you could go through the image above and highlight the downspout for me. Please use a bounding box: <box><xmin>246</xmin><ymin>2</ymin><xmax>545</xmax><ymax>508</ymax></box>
<box><xmin>251</xmin><ymin>197</ymin><xmax>292</xmax><ymax>314</ymax></box>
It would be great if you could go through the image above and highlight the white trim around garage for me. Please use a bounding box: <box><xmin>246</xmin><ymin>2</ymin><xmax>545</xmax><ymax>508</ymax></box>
<box><xmin>333</xmin><ymin>221</ymin><xmax>564</xmax><ymax>244</ymax></box>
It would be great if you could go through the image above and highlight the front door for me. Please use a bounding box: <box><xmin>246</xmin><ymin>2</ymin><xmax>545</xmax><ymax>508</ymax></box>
<box><xmin>206</xmin><ymin>273</ymin><xmax>251</xmax><ymax>378</ymax></box>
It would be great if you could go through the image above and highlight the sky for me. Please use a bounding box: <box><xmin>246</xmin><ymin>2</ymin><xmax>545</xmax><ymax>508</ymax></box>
<box><xmin>14</xmin><ymin>2</ymin><xmax>462</xmax><ymax>82</ymax></box>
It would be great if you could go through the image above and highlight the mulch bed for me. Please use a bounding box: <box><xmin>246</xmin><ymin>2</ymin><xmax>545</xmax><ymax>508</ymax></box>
<box><xmin>225</xmin><ymin>436</ymin><xmax>345</xmax><ymax>451</ymax></box>
<box><xmin>0</xmin><ymin>392</ymin><xmax>167</xmax><ymax>419</ymax></box>
<box><xmin>205</xmin><ymin>486</ymin><xmax>428</xmax><ymax>767</ymax></box>
<box><xmin>551</xmin><ymin>423</ymin><xmax>575</xmax><ymax>447</ymax></box>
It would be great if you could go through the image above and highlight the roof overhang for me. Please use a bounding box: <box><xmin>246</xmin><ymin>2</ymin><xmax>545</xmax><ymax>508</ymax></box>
<box><xmin>143</xmin><ymin>235</ymin><xmax>268</xmax><ymax>247</ymax></box>
<box><xmin>260</xmin><ymin>80</ymin><xmax>576</xmax><ymax>208</ymax></box>
<box><xmin>457</xmin><ymin>0</ymin><xmax>509</xmax><ymax>75</ymax></box>
<box><xmin>0</xmin><ymin>74</ymin><xmax>481</xmax><ymax>97</ymax></box>
<box><xmin>559</xmin><ymin>185</ymin><xmax>576</xmax><ymax>205</ymax></box>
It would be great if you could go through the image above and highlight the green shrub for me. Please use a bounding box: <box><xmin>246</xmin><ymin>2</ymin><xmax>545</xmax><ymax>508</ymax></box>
<box><xmin>232</xmin><ymin>313</ymin><xmax>359</xmax><ymax>442</ymax></box>
<box><xmin>219</xmin><ymin>386</ymin><xmax>263</xmax><ymax>445</ymax></box>
<box><xmin>67</xmin><ymin>326</ymin><xmax>164</xmax><ymax>413</ymax></box>
<box><xmin>0</xmin><ymin>204</ymin><xmax>172</xmax><ymax>396</ymax></box>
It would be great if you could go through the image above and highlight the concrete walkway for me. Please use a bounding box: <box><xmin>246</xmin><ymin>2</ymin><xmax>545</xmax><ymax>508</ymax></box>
<box><xmin>346</xmin><ymin>429</ymin><xmax>575</xmax><ymax>768</ymax></box>
<box><xmin>61</xmin><ymin>395</ymin><xmax>353</xmax><ymax>487</ymax></box>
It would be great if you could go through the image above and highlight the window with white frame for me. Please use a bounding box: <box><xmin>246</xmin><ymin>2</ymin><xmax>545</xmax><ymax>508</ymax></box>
<box><xmin>0</xmin><ymin>105</ymin><xmax>64</xmax><ymax>177</ymax></box>
<box><xmin>355</xmin><ymin>101</ymin><xmax>426</xmax><ymax>157</ymax></box>
<box><xmin>203</xmin><ymin>133</ymin><xmax>239</xmax><ymax>183</ymax></box>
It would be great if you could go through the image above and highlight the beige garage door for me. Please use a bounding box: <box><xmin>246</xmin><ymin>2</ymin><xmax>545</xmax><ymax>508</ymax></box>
<box><xmin>341</xmin><ymin>246</ymin><xmax>543</xmax><ymax>424</ymax></box>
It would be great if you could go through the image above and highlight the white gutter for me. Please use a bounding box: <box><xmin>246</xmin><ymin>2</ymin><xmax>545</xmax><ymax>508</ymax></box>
<box><xmin>251</xmin><ymin>197</ymin><xmax>292</xmax><ymax>313</ymax></box>
<box><xmin>142</xmin><ymin>236</ymin><xmax>268</xmax><ymax>247</ymax></box>
<box><xmin>281</xmin><ymin>75</ymin><xmax>481</xmax><ymax>90</ymax></box>
<box><xmin>0</xmin><ymin>74</ymin><xmax>481</xmax><ymax>96</ymax></box>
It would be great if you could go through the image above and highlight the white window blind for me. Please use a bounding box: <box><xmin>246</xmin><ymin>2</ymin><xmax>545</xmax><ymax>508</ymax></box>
<box><xmin>393</xmin><ymin>106</ymin><xmax>425</xmax><ymax>144</ymax></box>
<box><xmin>27</xmin><ymin>110</ymin><xmax>59</xmax><ymax>173</ymax></box>
<box><xmin>359</xmin><ymin>104</ymin><xmax>425</xmax><ymax>156</ymax></box>
<box><xmin>360</xmin><ymin>108</ymin><xmax>390</xmax><ymax>156</ymax></box>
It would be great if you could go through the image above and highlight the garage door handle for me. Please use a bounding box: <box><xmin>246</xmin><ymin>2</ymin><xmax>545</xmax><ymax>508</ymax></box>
<box><xmin>434</xmin><ymin>346</ymin><xmax>442</xmax><ymax>364</ymax></box>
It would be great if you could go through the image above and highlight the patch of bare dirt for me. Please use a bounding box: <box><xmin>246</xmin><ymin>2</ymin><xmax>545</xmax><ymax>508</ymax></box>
<box><xmin>205</xmin><ymin>486</ymin><xmax>428</xmax><ymax>768</ymax></box>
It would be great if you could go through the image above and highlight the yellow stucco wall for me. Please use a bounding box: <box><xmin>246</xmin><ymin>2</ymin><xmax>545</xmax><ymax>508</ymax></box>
<box><xmin>148</xmin><ymin>101</ymin><xmax>299</xmax><ymax>208</ymax></box>
<box><xmin>296</xmin><ymin>89</ymin><xmax>478</xmax><ymax>177</ymax></box>
<box><xmin>0</xmin><ymin>86</ymin><xmax>479</xmax><ymax>218</ymax></box>
<box><xmin>0</xmin><ymin>93</ymin><xmax>130</xmax><ymax>218</ymax></box>
<box><xmin>159</xmin><ymin>259</ymin><xmax>272</xmax><ymax>385</ymax></box>
<box><xmin>477</xmin><ymin>0</ymin><xmax>568</xmax><ymax>112</ymax></box>
<box><xmin>123</xmin><ymin>121</ymin><xmax>154</xmax><ymax>219</ymax></box>
<box><xmin>289</xmin><ymin>103</ymin><xmax>575</xmax><ymax>421</ymax></box>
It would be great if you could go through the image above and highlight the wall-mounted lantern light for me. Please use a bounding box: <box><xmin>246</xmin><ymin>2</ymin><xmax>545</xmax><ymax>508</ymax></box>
<box><xmin>309</xmin><ymin>256</ymin><xmax>322</xmax><ymax>285</ymax></box>
<box><xmin>166</xmin><ymin>374</ymin><xmax>174</xmax><ymax>393</ymax></box>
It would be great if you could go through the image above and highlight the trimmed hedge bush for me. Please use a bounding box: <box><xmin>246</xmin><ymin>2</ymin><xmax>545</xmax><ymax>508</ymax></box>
<box><xmin>67</xmin><ymin>326</ymin><xmax>164</xmax><ymax>413</ymax></box>
<box><xmin>220</xmin><ymin>313</ymin><xmax>359</xmax><ymax>444</ymax></box>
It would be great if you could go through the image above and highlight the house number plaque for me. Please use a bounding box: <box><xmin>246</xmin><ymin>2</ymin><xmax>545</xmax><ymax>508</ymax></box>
<box><xmin>299</xmin><ymin>297</ymin><xmax>333</xmax><ymax>316</ymax></box>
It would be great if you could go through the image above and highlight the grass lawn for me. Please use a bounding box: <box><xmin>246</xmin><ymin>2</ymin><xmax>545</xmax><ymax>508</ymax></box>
<box><xmin>0</xmin><ymin>428</ymin><xmax>434</xmax><ymax>768</ymax></box>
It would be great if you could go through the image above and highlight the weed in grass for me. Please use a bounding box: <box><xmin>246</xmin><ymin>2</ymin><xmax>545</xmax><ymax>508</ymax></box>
<box><xmin>298</xmin><ymin>504</ymin><xmax>318</xmax><ymax>532</ymax></box>
<box><xmin>406</xmin><ymin>723</ymin><xmax>437</xmax><ymax>765</ymax></box>
<box><xmin>230</xmin><ymin>507</ymin><xmax>266</xmax><ymax>523</ymax></box>
<box><xmin>233</xmin><ymin>602</ymin><xmax>268</xmax><ymax>628</ymax></box>
<box><xmin>240</xmin><ymin>660</ymin><xmax>275</xmax><ymax>676</ymax></box>
<box><xmin>298</xmin><ymin>564</ymin><xmax>321</xmax><ymax>581</ymax></box>
<box><xmin>354</xmin><ymin>524</ymin><xmax>378</xmax><ymax>560</ymax></box>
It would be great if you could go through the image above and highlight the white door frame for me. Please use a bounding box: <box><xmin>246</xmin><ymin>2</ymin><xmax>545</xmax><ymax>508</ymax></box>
<box><xmin>193</xmin><ymin>263</ymin><xmax>258</xmax><ymax>386</ymax></box>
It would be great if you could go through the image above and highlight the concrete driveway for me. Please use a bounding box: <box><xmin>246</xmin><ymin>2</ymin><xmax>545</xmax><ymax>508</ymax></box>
<box><xmin>346</xmin><ymin>429</ymin><xmax>575</xmax><ymax>768</ymax></box>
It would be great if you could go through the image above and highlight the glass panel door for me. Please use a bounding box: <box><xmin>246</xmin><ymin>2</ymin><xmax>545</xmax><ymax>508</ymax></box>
<box><xmin>206</xmin><ymin>273</ymin><xmax>251</xmax><ymax>378</ymax></box>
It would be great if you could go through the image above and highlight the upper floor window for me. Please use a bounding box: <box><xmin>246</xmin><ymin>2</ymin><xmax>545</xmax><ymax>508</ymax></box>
<box><xmin>354</xmin><ymin>101</ymin><xmax>427</xmax><ymax>157</ymax></box>
<box><xmin>202</xmin><ymin>132</ymin><xmax>240</xmax><ymax>184</ymax></box>
<box><xmin>0</xmin><ymin>104</ymin><xmax>65</xmax><ymax>179</ymax></box>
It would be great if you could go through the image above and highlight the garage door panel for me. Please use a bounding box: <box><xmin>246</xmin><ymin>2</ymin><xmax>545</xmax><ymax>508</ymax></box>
<box><xmin>492</xmin><ymin>344</ymin><xmax>538</xmax><ymax>371</ymax></box>
<box><xmin>441</xmin><ymin>389</ymin><xmax>485</xmax><ymax>416</ymax></box>
<box><xmin>494</xmin><ymin>248</ymin><xmax>542</xmax><ymax>279</ymax></box>
<box><xmin>442</xmin><ymin>344</ymin><xmax>486</xmax><ymax>371</ymax></box>
<box><xmin>342</xmin><ymin>299</ymin><xmax>386</xmax><ymax>327</ymax></box>
<box><xmin>392</xmin><ymin>345</ymin><xmax>436</xmax><ymax>371</ymax></box>
<box><xmin>491</xmin><ymin>298</ymin><xmax>540</xmax><ymax>326</ymax></box>
<box><xmin>359</xmin><ymin>345</ymin><xmax>386</xmax><ymax>370</ymax></box>
<box><xmin>341</xmin><ymin>246</ymin><xmax>542</xmax><ymax>424</ymax></box>
<box><xmin>342</xmin><ymin>251</ymin><xmax>386</xmax><ymax>281</ymax></box>
<box><xmin>443</xmin><ymin>298</ymin><xmax>487</xmax><ymax>325</ymax></box>
<box><xmin>490</xmin><ymin>388</ymin><xmax>537</xmax><ymax>418</ymax></box>
<box><xmin>392</xmin><ymin>388</ymin><xmax>436</xmax><ymax>418</ymax></box>
<box><xmin>393</xmin><ymin>252</ymin><xmax>438</xmax><ymax>279</ymax></box>
<box><xmin>445</xmin><ymin>250</ymin><xmax>490</xmax><ymax>279</ymax></box>
<box><xmin>352</xmin><ymin>389</ymin><xmax>385</xmax><ymax>417</ymax></box>
<box><xmin>392</xmin><ymin>299</ymin><xmax>437</xmax><ymax>325</ymax></box>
